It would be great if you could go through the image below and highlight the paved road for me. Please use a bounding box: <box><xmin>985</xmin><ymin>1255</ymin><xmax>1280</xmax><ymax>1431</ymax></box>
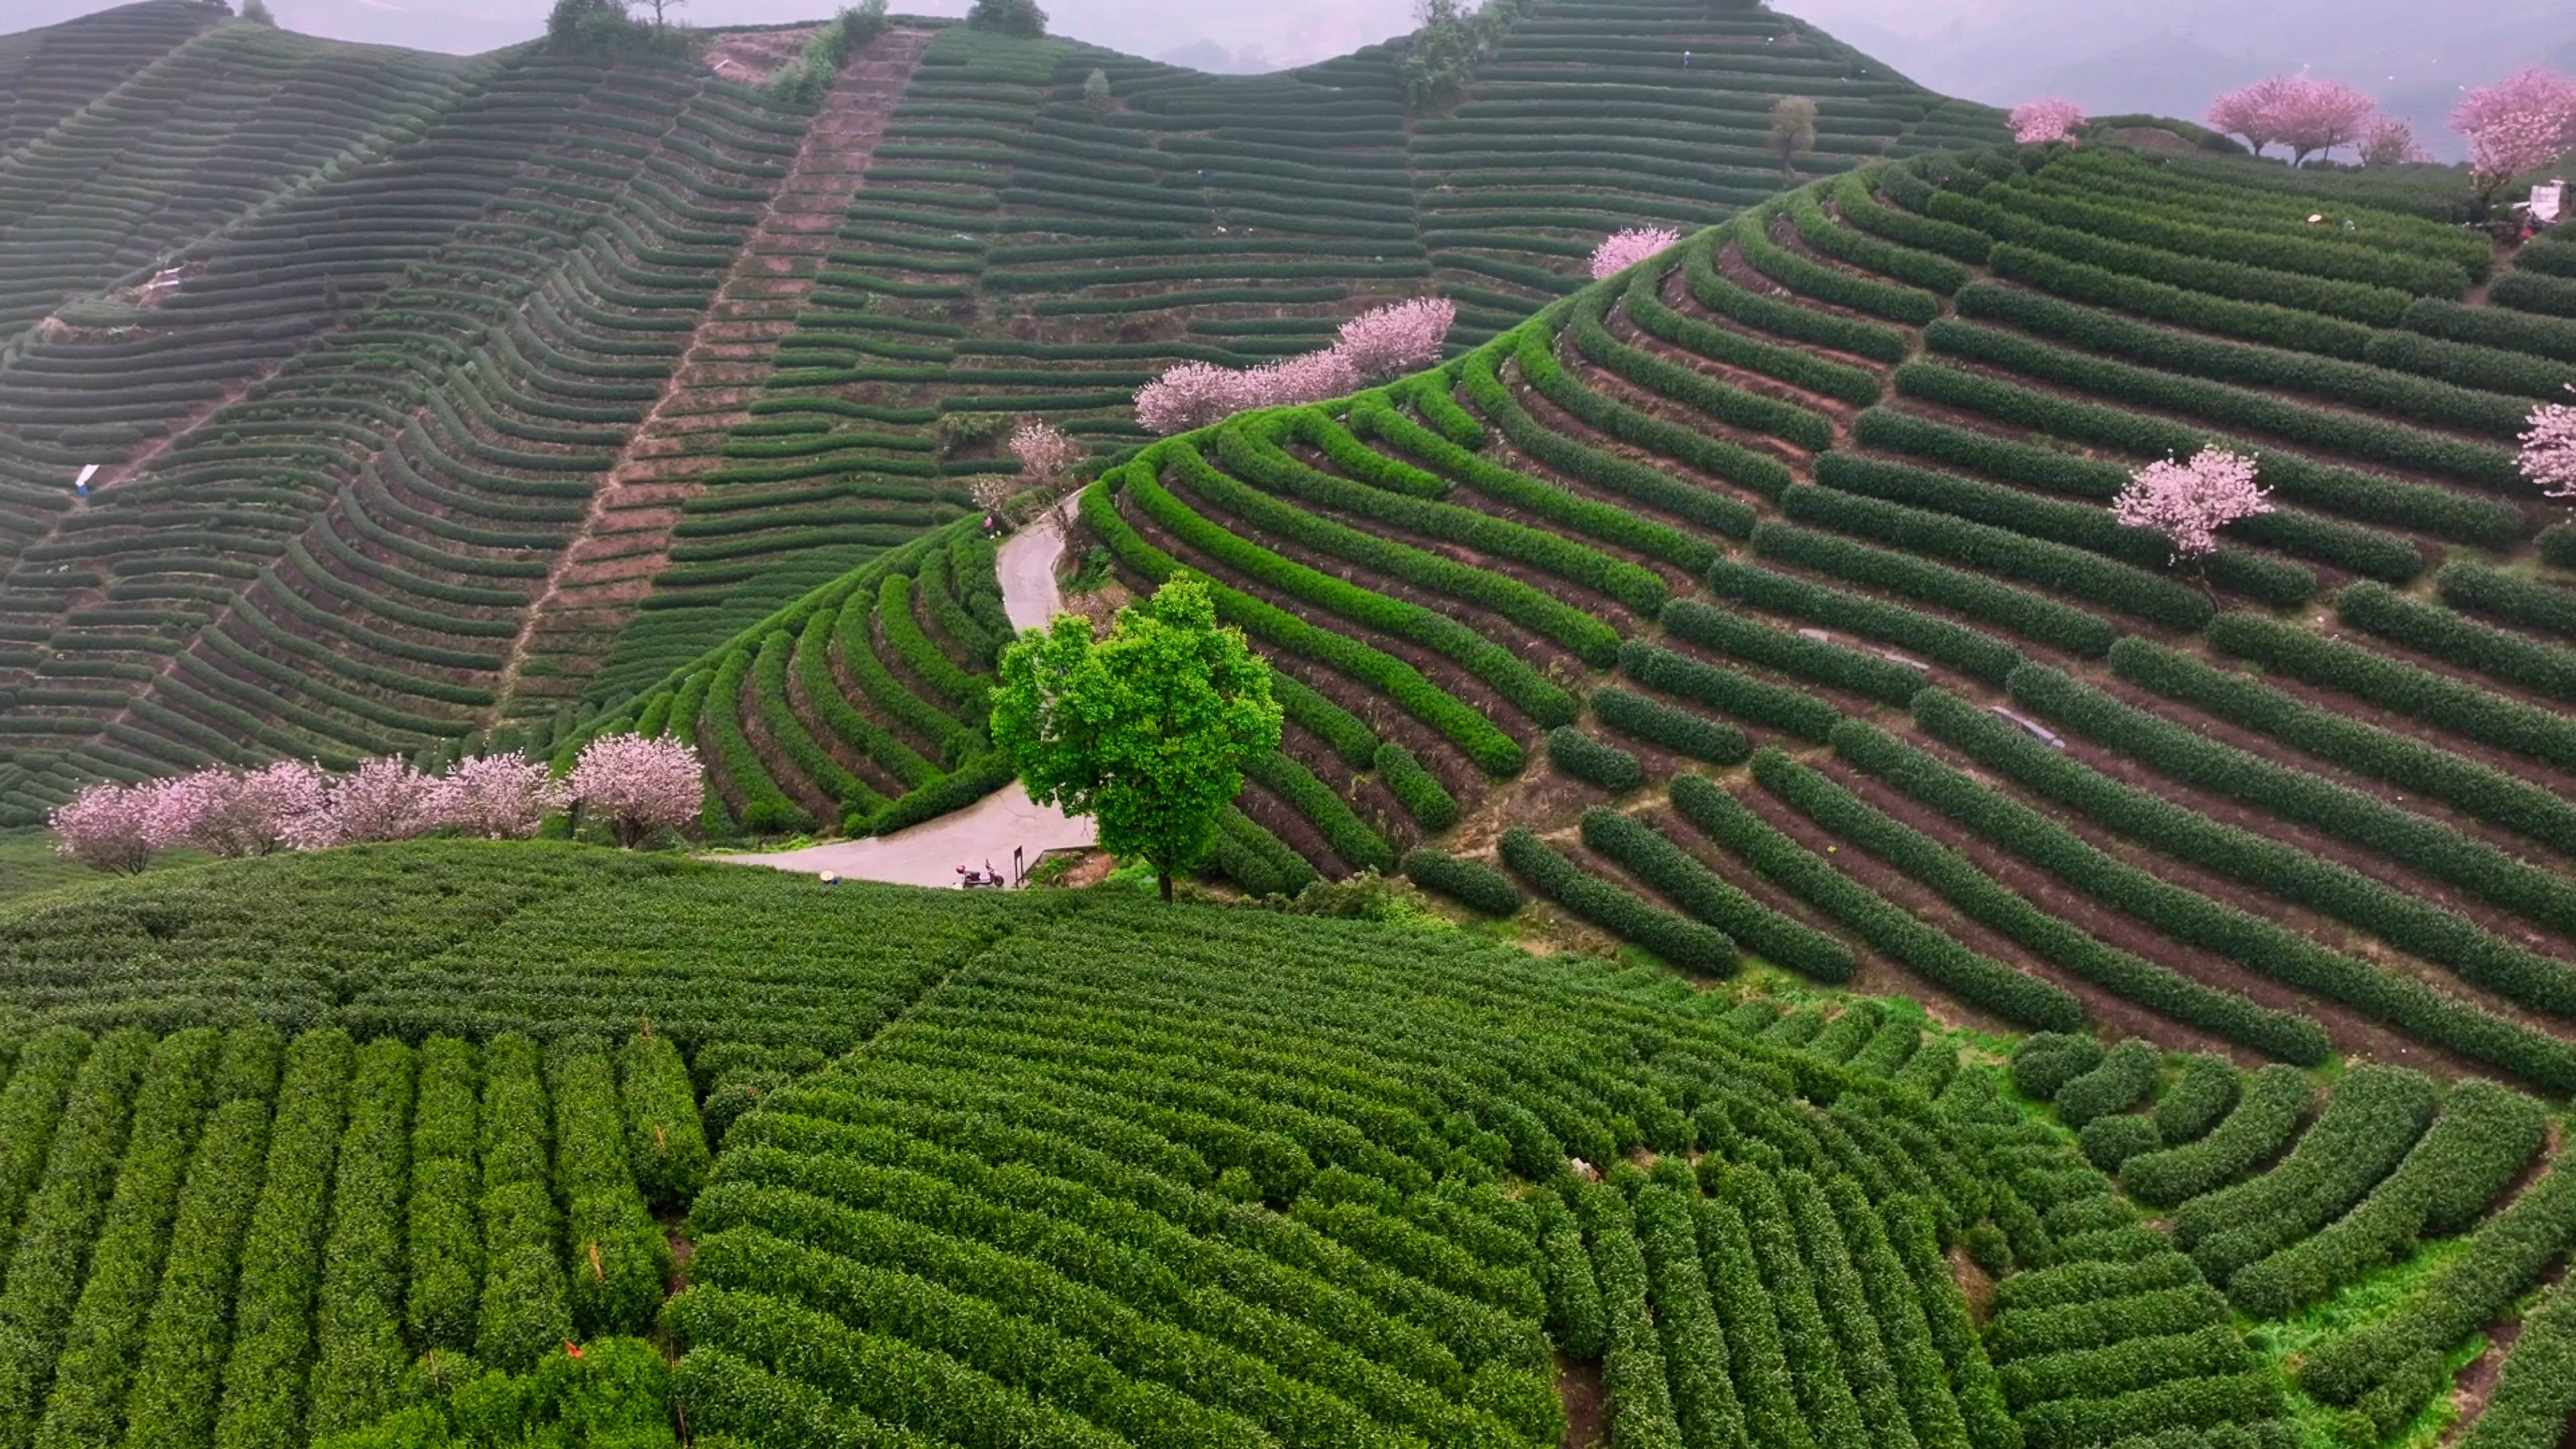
<box><xmin>716</xmin><ymin>496</ymin><xmax>1097</xmax><ymax>885</ymax></box>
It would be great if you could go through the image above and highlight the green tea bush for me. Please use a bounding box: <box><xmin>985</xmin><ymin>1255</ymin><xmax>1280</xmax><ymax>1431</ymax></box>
<box><xmin>1500</xmin><ymin>828</ymin><xmax>1735</xmax><ymax>975</ymax></box>
<box><xmin>1579</xmin><ymin>806</ymin><xmax>1855</xmax><ymax>982</ymax></box>
<box><xmin>1400</xmin><ymin>849</ymin><xmax>1521</xmax><ymax>916</ymax></box>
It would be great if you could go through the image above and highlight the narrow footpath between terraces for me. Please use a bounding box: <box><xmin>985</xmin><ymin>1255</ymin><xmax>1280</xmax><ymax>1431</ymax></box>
<box><xmin>717</xmin><ymin>496</ymin><xmax>1096</xmax><ymax>887</ymax></box>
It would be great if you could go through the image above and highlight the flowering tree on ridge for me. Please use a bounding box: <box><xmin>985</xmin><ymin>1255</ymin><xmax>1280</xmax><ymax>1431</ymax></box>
<box><xmin>2008</xmin><ymin>97</ymin><xmax>2086</xmax><ymax>145</ymax></box>
<box><xmin>2114</xmin><ymin>445</ymin><xmax>2272</xmax><ymax>563</ymax></box>
<box><xmin>1587</xmin><ymin>227</ymin><xmax>1681</xmax><ymax>281</ymax></box>
<box><xmin>2453</xmin><ymin>68</ymin><xmax>2576</xmax><ymax>209</ymax></box>
<box><xmin>2523</xmin><ymin>386</ymin><xmax>2576</xmax><ymax>498</ymax></box>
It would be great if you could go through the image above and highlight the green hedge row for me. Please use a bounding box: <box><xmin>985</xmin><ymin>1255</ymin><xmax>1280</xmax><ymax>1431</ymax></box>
<box><xmin>1187</xmin><ymin>436</ymin><xmax>1621</xmax><ymax>665</ymax></box>
<box><xmin>855</xmin><ymin>754</ymin><xmax>1016</xmax><ymax>839</ymax></box>
<box><xmin>1463</xmin><ymin>343</ymin><xmax>1762</xmax><ymax>536</ymax></box>
<box><xmin>2078</xmin><ymin>1116</ymin><xmax>2162</xmax><ymax>1174</ymax></box>
<box><xmin>2457</xmin><ymin>1269</ymin><xmax>2576</xmax><ymax>1449</ymax></box>
<box><xmin>1214</xmin><ymin>808</ymin><xmax>1321</xmax><ymax>899</ymax></box>
<box><xmin>2155</xmin><ymin>1055</ymin><xmax>2241</xmax><ymax>1146</ymax></box>
<box><xmin>1584</xmin><ymin>1185</ymin><xmax>1684</xmax><ymax>1449</ymax></box>
<box><xmin>1982</xmin><ymin>177</ymin><xmax>2469</xmax><ymax>295</ymax></box>
<box><xmin>474</xmin><ymin>1034</ymin><xmax>573</xmax><ymax>1374</ymax></box>
<box><xmin>1621</xmin><ymin>639</ymin><xmax>1841</xmax><ymax>743</ymax></box>
<box><xmin>801</xmin><ymin>607</ymin><xmax>940</xmax><ymax>787</ymax></box>
<box><xmin>1885</xmin><ymin>1193</ymin><xmax>2021</xmax><ymax>1449</ymax></box>
<box><xmin>1788</xmin><ymin>185</ymin><xmax>1972</xmax><ymax>293</ymax></box>
<box><xmin>1375</xmin><ymin>743</ymin><xmax>1458</xmax><ymax>831</ymax></box>
<box><xmin>113</xmin><ymin>1028</ymin><xmax>276</xmax><ymax>1449</ymax></box>
<box><xmin>2008</xmin><ymin>662</ymin><xmax>2576</xmax><ymax>1004</ymax></box>
<box><xmin>754</xmin><ymin>630</ymin><xmax>879</xmax><ymax>814</ymax></box>
<box><xmin>1784</xmin><ymin>480</ymin><xmax>2213</xmax><ymax>628</ymax></box>
<box><xmin>2438</xmin><ymin>561</ymin><xmax>2576</xmax><ymax>643</ymax></box>
<box><xmin>2341</xmin><ymin>581</ymin><xmax>2576</xmax><ymax>704</ymax></box>
<box><xmin>1546</xmin><ymin>727</ymin><xmax>1644</xmax><ymax>792</ymax></box>
<box><xmin>1926</xmin><ymin>188</ymin><xmax>2414</xmax><ymax>325</ymax></box>
<box><xmin>2054</xmin><ymin>1038</ymin><xmax>2159</xmax><ymax>1128</ymax></box>
<box><xmin>2225</xmin><ymin>1080</ymin><xmax>2546</xmax><ymax>1319</ymax></box>
<box><xmin>1591</xmin><ymin>686</ymin><xmax>1750</xmax><ymax>765</ymax></box>
<box><xmin>210</xmin><ymin>1028</ymin><xmax>350</xmax><ymax>1449</ymax></box>
<box><xmin>1568</xmin><ymin>288</ymin><xmax>1835</xmax><ymax>451</ymax></box>
<box><xmin>1833</xmin><ymin>168</ymin><xmax>1994</xmax><ymax>264</ymax></box>
<box><xmin>1849</xmin><ymin>407</ymin><xmax>2422</xmax><ymax>582</ymax></box>
<box><xmin>1754</xmin><ymin>520</ymin><xmax>2118</xmax><ymax>657</ymax></box>
<box><xmin>1741</xmin><ymin>204</ymin><xmax>1945</xmax><ymax>325</ymax></box>
<box><xmin>1690</xmin><ymin>1185</ymin><xmax>1810</xmax><ymax>1449</ymax></box>
<box><xmin>1664</xmin><ymin>597</ymin><xmax>1927</xmax><ymax>706</ymax></box>
<box><xmin>1704</xmin><ymin>558</ymin><xmax>2024</xmax><ymax>684</ymax></box>
<box><xmin>705</xmin><ymin>648</ymin><xmax>813</xmax><ymax>835</ymax></box>
<box><xmin>2013</xmin><ymin>1033</ymin><xmax>2106</xmax><ymax>1101</ymax></box>
<box><xmin>1983</xmin><ymin>1279</ymin><xmax>2231</xmax><ymax>1364</ymax></box>
<box><xmin>405</xmin><ymin>1037</ymin><xmax>478</xmax><ymax>1355</ymax></box>
<box><xmin>2208</xmin><ymin>611</ymin><xmax>2576</xmax><ymax>777</ymax></box>
<box><xmin>1998</xmin><ymin>1322</ymin><xmax>2246</xmax><ymax>1412</ymax></box>
<box><xmin>1085</xmin><ymin>472</ymin><xmax>1525</xmax><ymax>777</ymax></box>
<box><xmin>1250</xmin><ymin>413</ymin><xmax>1668</xmax><ymax>616</ymax></box>
<box><xmin>1925</xmin><ymin>319</ymin><xmax>2523</xmax><ymax>492</ymax></box>
<box><xmin>1580</xmin><ymin>805</ymin><xmax>1856</xmax><ymax>981</ymax></box>
<box><xmin>1724</xmin><ymin>1167</ymin><xmax>1880</xmax><ymax>1448</ymax></box>
<box><xmin>1354</xmin><ymin>393</ymin><xmax>1721</xmax><ymax>575</ymax></box>
<box><xmin>0</xmin><ymin>1029</ymin><xmax>157</xmax><ymax>1446</ymax></box>
<box><xmin>2174</xmin><ymin>1066</ymin><xmax>2437</xmax><ymax>1285</ymax></box>
<box><xmin>1889</xmin><ymin>360</ymin><xmax>2522</xmax><ymax>547</ymax></box>
<box><xmin>2300</xmin><ymin>1159</ymin><xmax>2576</xmax><ymax>1406</ymax></box>
<box><xmin>2110</xmin><ymin>637</ymin><xmax>2576</xmax><ymax>862</ymax></box>
<box><xmin>2398</xmin><ymin>295</ymin><xmax>2576</xmax><ymax>364</ymax></box>
<box><xmin>1622</xmin><ymin>267</ymin><xmax>1881</xmax><ymax>406</ymax></box>
<box><xmin>1767</xmin><ymin>741</ymin><xmax>2324</xmax><ymax>1061</ymax></box>
<box><xmin>1684</xmin><ymin>225</ymin><xmax>1911</xmax><ymax>364</ymax></box>
<box><xmin>879</xmin><ymin>574</ymin><xmax>989</xmax><ymax>720</ymax></box>
<box><xmin>1500</xmin><ymin>828</ymin><xmax>1737</xmax><ymax>975</ymax></box>
<box><xmin>549</xmin><ymin>1042</ymin><xmax>668</xmax><ymax>1338</ymax></box>
<box><xmin>1815</xmin><ymin>447</ymin><xmax>2313</xmax><ymax>607</ymax></box>
<box><xmin>1844</xmin><ymin>707</ymin><xmax>2576</xmax><ymax>1091</ymax></box>
<box><xmin>1987</xmin><ymin>241</ymin><xmax>2375</xmax><ymax>360</ymax></box>
<box><xmin>303</xmin><ymin>1038</ymin><xmax>414</xmax><ymax>1438</ymax></box>
<box><xmin>38</xmin><ymin>1029</ymin><xmax>272</xmax><ymax>1449</ymax></box>
<box><xmin>1400</xmin><ymin>849</ymin><xmax>1521</xmax><ymax>916</ymax></box>
<box><xmin>1245</xmin><ymin>749</ymin><xmax>1395</xmax><ymax>874</ymax></box>
<box><xmin>1628</xmin><ymin>1181</ymin><xmax>1746</xmax><ymax>1448</ymax></box>
<box><xmin>1513</xmin><ymin>327</ymin><xmax>1796</xmax><ymax>500</ymax></box>
<box><xmin>1955</xmin><ymin>280</ymin><xmax>2528</xmax><ymax>438</ymax></box>
<box><xmin>1274</xmin><ymin>676</ymin><xmax>1378</xmax><ymax>770</ymax></box>
<box><xmin>1674</xmin><ymin>771</ymin><xmax>2084</xmax><ymax>1028</ymax></box>
<box><xmin>1132</xmin><ymin>463</ymin><xmax>1576</xmax><ymax>727</ymax></box>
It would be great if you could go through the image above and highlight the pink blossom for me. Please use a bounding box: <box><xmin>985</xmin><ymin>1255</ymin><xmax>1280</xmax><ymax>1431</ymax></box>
<box><xmin>2453</xmin><ymin>68</ymin><xmax>2576</xmax><ymax>197</ymax></box>
<box><xmin>431</xmin><ymin>753</ymin><xmax>570</xmax><ymax>840</ymax></box>
<box><xmin>1008</xmin><ymin>421</ymin><xmax>1082</xmax><ymax>487</ymax></box>
<box><xmin>568</xmin><ymin>733</ymin><xmax>702</xmax><ymax>847</ymax></box>
<box><xmin>295</xmin><ymin>756</ymin><xmax>439</xmax><ymax>847</ymax></box>
<box><xmin>2270</xmin><ymin>78</ymin><xmax>2380</xmax><ymax>164</ymax></box>
<box><xmin>1588</xmin><ymin>227</ymin><xmax>1682</xmax><ymax>281</ymax></box>
<box><xmin>1333</xmin><ymin>297</ymin><xmax>1456</xmax><ymax>382</ymax></box>
<box><xmin>1134</xmin><ymin>362</ymin><xmax>1248</xmax><ymax>435</ymax></box>
<box><xmin>2522</xmin><ymin>386</ymin><xmax>2576</xmax><ymax>498</ymax></box>
<box><xmin>50</xmin><ymin>780</ymin><xmax>177</xmax><ymax>873</ymax></box>
<box><xmin>166</xmin><ymin>761</ymin><xmax>328</xmax><ymax>858</ymax></box>
<box><xmin>2210</xmin><ymin>76</ymin><xmax>2379</xmax><ymax>163</ymax></box>
<box><xmin>2114</xmin><ymin>446</ymin><xmax>2273</xmax><ymax>562</ymax></box>
<box><xmin>2359</xmin><ymin>116</ymin><xmax>2433</xmax><ymax>167</ymax></box>
<box><xmin>1237</xmin><ymin>347</ymin><xmax>1358</xmax><ymax>409</ymax></box>
<box><xmin>2009</xmin><ymin>97</ymin><xmax>2086</xmax><ymax>145</ymax></box>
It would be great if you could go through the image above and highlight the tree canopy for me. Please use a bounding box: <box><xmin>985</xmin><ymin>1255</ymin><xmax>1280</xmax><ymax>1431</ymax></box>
<box><xmin>990</xmin><ymin>576</ymin><xmax>1282</xmax><ymax>900</ymax></box>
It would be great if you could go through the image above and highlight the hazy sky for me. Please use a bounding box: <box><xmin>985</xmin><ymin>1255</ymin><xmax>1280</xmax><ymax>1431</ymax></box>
<box><xmin>15</xmin><ymin>0</ymin><xmax>2576</xmax><ymax>136</ymax></box>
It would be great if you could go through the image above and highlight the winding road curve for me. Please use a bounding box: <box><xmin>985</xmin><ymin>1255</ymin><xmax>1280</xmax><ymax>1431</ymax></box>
<box><xmin>715</xmin><ymin>497</ymin><xmax>1095</xmax><ymax>887</ymax></box>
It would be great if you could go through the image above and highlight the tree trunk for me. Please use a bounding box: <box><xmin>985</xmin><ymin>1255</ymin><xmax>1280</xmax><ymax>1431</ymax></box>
<box><xmin>1159</xmin><ymin>861</ymin><xmax>1175</xmax><ymax>902</ymax></box>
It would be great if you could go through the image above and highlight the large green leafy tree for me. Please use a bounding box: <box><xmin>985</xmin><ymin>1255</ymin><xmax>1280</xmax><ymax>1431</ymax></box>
<box><xmin>991</xmin><ymin>576</ymin><xmax>1282</xmax><ymax>901</ymax></box>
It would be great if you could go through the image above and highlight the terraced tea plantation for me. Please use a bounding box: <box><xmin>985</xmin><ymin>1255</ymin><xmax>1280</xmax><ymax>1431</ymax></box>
<box><xmin>0</xmin><ymin>0</ymin><xmax>2004</xmax><ymax>836</ymax></box>
<box><xmin>0</xmin><ymin>840</ymin><xmax>2398</xmax><ymax>1449</ymax></box>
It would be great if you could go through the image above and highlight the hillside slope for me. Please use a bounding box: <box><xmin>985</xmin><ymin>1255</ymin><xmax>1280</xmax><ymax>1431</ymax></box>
<box><xmin>0</xmin><ymin>0</ymin><xmax>2005</xmax><ymax>832</ymax></box>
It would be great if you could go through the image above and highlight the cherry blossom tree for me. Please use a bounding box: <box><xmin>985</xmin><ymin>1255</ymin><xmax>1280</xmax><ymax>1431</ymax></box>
<box><xmin>2009</xmin><ymin>97</ymin><xmax>2086</xmax><ymax>145</ymax></box>
<box><xmin>1238</xmin><ymin>347</ymin><xmax>1359</xmax><ymax>410</ymax></box>
<box><xmin>1588</xmin><ymin>226</ymin><xmax>1682</xmax><ymax>280</ymax></box>
<box><xmin>1008</xmin><ymin>421</ymin><xmax>1082</xmax><ymax>488</ymax></box>
<box><xmin>2453</xmin><ymin>68</ymin><xmax>2576</xmax><ymax>206</ymax></box>
<box><xmin>50</xmin><ymin>780</ymin><xmax>176</xmax><ymax>874</ymax></box>
<box><xmin>2208</xmin><ymin>77</ymin><xmax>2295</xmax><ymax>158</ymax></box>
<box><xmin>167</xmin><ymin>761</ymin><xmax>328</xmax><ymax>858</ymax></box>
<box><xmin>2522</xmin><ymin>385</ymin><xmax>2576</xmax><ymax>498</ymax></box>
<box><xmin>2114</xmin><ymin>446</ymin><xmax>2272</xmax><ymax>562</ymax></box>
<box><xmin>1334</xmin><ymin>297</ymin><xmax>1456</xmax><ymax>382</ymax></box>
<box><xmin>432</xmin><ymin>753</ymin><xmax>570</xmax><ymax>839</ymax></box>
<box><xmin>568</xmin><ymin>733</ymin><xmax>703</xmax><ymax>847</ymax></box>
<box><xmin>1134</xmin><ymin>362</ymin><xmax>1247</xmax><ymax>435</ymax></box>
<box><xmin>2359</xmin><ymin>116</ymin><xmax>2433</xmax><ymax>167</ymax></box>
<box><xmin>297</xmin><ymin>756</ymin><xmax>440</xmax><ymax>847</ymax></box>
<box><xmin>2270</xmin><ymin>78</ymin><xmax>2380</xmax><ymax>166</ymax></box>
